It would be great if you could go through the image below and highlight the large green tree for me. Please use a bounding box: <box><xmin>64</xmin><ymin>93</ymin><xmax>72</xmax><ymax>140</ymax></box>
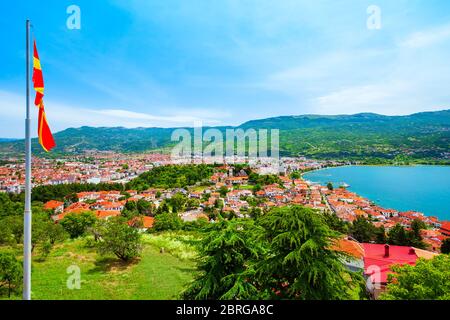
<box><xmin>408</xmin><ymin>219</ymin><xmax>428</xmax><ymax>249</ymax></box>
<box><xmin>97</xmin><ymin>217</ymin><xmax>142</xmax><ymax>261</ymax></box>
<box><xmin>380</xmin><ymin>255</ymin><xmax>450</xmax><ymax>300</ymax></box>
<box><xmin>388</xmin><ymin>221</ymin><xmax>427</xmax><ymax>249</ymax></box>
<box><xmin>256</xmin><ymin>206</ymin><xmax>363</xmax><ymax>300</ymax></box>
<box><xmin>0</xmin><ymin>215</ymin><xmax>23</xmax><ymax>245</ymax></box>
<box><xmin>388</xmin><ymin>224</ymin><xmax>408</xmax><ymax>246</ymax></box>
<box><xmin>153</xmin><ymin>212</ymin><xmax>183</xmax><ymax>232</ymax></box>
<box><xmin>323</xmin><ymin>212</ymin><xmax>349</xmax><ymax>234</ymax></box>
<box><xmin>184</xmin><ymin>205</ymin><xmax>365</xmax><ymax>300</ymax></box>
<box><xmin>168</xmin><ymin>193</ymin><xmax>188</xmax><ymax>213</ymax></box>
<box><xmin>0</xmin><ymin>193</ymin><xmax>23</xmax><ymax>218</ymax></box>
<box><xmin>182</xmin><ymin>219</ymin><xmax>263</xmax><ymax>300</ymax></box>
<box><xmin>0</xmin><ymin>252</ymin><xmax>22</xmax><ymax>298</ymax></box>
<box><xmin>60</xmin><ymin>211</ymin><xmax>97</xmax><ymax>239</ymax></box>
<box><xmin>349</xmin><ymin>216</ymin><xmax>377</xmax><ymax>243</ymax></box>
<box><xmin>32</xmin><ymin>212</ymin><xmax>66</xmax><ymax>254</ymax></box>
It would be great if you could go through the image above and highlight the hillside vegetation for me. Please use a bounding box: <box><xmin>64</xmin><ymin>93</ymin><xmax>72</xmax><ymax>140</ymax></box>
<box><xmin>0</xmin><ymin>234</ymin><xmax>196</xmax><ymax>300</ymax></box>
<box><xmin>126</xmin><ymin>164</ymin><xmax>215</xmax><ymax>190</ymax></box>
<box><xmin>1</xmin><ymin>110</ymin><xmax>449</xmax><ymax>162</ymax></box>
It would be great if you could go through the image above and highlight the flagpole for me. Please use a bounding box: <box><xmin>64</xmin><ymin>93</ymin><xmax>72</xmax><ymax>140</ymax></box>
<box><xmin>23</xmin><ymin>19</ymin><xmax>32</xmax><ymax>301</ymax></box>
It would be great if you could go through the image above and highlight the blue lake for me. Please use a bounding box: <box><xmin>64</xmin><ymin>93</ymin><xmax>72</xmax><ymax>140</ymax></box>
<box><xmin>303</xmin><ymin>166</ymin><xmax>450</xmax><ymax>221</ymax></box>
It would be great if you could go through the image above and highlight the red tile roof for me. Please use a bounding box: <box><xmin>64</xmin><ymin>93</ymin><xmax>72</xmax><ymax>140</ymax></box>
<box><xmin>332</xmin><ymin>238</ymin><xmax>365</xmax><ymax>259</ymax></box>
<box><xmin>95</xmin><ymin>210</ymin><xmax>121</xmax><ymax>219</ymax></box>
<box><xmin>440</xmin><ymin>221</ymin><xmax>450</xmax><ymax>233</ymax></box>
<box><xmin>65</xmin><ymin>202</ymin><xmax>91</xmax><ymax>212</ymax></box>
<box><xmin>362</xmin><ymin>244</ymin><xmax>421</xmax><ymax>284</ymax></box>
<box><xmin>128</xmin><ymin>216</ymin><xmax>154</xmax><ymax>229</ymax></box>
<box><xmin>44</xmin><ymin>200</ymin><xmax>64</xmax><ymax>210</ymax></box>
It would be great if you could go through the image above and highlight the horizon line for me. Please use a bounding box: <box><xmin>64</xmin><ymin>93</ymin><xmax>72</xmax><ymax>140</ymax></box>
<box><xmin>2</xmin><ymin>108</ymin><xmax>449</xmax><ymax>140</ymax></box>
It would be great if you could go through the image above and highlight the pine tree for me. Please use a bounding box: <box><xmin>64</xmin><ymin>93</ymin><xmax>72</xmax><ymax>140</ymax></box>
<box><xmin>256</xmin><ymin>206</ymin><xmax>362</xmax><ymax>300</ymax></box>
<box><xmin>182</xmin><ymin>219</ymin><xmax>264</xmax><ymax>299</ymax></box>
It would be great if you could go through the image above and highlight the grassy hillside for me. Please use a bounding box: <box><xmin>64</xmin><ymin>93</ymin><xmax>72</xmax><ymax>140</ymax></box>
<box><xmin>1</xmin><ymin>110</ymin><xmax>449</xmax><ymax>161</ymax></box>
<box><xmin>1</xmin><ymin>233</ymin><xmax>196</xmax><ymax>300</ymax></box>
<box><xmin>243</xmin><ymin>111</ymin><xmax>450</xmax><ymax>160</ymax></box>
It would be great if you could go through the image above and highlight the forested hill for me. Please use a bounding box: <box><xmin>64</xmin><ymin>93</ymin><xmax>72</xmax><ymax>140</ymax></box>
<box><xmin>1</xmin><ymin>110</ymin><xmax>449</xmax><ymax>162</ymax></box>
<box><xmin>241</xmin><ymin>110</ymin><xmax>450</xmax><ymax>161</ymax></box>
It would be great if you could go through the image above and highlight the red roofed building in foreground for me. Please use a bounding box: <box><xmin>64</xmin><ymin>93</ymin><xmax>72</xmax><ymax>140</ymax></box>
<box><xmin>362</xmin><ymin>243</ymin><xmax>438</xmax><ymax>299</ymax></box>
<box><xmin>332</xmin><ymin>238</ymin><xmax>365</xmax><ymax>260</ymax></box>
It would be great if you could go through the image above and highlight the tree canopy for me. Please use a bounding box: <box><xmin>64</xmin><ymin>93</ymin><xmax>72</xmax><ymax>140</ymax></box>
<box><xmin>153</xmin><ymin>213</ymin><xmax>184</xmax><ymax>232</ymax></box>
<box><xmin>0</xmin><ymin>252</ymin><xmax>22</xmax><ymax>298</ymax></box>
<box><xmin>183</xmin><ymin>206</ymin><xmax>365</xmax><ymax>300</ymax></box>
<box><xmin>96</xmin><ymin>217</ymin><xmax>142</xmax><ymax>261</ymax></box>
<box><xmin>380</xmin><ymin>255</ymin><xmax>450</xmax><ymax>300</ymax></box>
<box><xmin>182</xmin><ymin>219</ymin><xmax>263</xmax><ymax>300</ymax></box>
<box><xmin>256</xmin><ymin>206</ymin><xmax>361</xmax><ymax>300</ymax></box>
<box><xmin>60</xmin><ymin>211</ymin><xmax>97</xmax><ymax>239</ymax></box>
<box><xmin>388</xmin><ymin>221</ymin><xmax>427</xmax><ymax>249</ymax></box>
<box><xmin>126</xmin><ymin>164</ymin><xmax>214</xmax><ymax>190</ymax></box>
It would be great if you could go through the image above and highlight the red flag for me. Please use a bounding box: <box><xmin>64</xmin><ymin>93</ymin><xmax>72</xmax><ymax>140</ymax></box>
<box><xmin>32</xmin><ymin>41</ymin><xmax>55</xmax><ymax>152</ymax></box>
<box><xmin>37</xmin><ymin>104</ymin><xmax>56</xmax><ymax>152</ymax></box>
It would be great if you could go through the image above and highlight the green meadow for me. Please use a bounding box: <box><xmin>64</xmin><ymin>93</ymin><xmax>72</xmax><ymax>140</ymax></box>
<box><xmin>1</xmin><ymin>233</ymin><xmax>197</xmax><ymax>300</ymax></box>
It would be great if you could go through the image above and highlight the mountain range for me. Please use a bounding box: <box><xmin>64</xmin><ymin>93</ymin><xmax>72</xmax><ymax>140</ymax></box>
<box><xmin>1</xmin><ymin>110</ymin><xmax>449</xmax><ymax>162</ymax></box>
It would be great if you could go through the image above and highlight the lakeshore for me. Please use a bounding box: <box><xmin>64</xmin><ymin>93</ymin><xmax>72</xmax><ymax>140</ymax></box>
<box><xmin>303</xmin><ymin>165</ymin><xmax>450</xmax><ymax>221</ymax></box>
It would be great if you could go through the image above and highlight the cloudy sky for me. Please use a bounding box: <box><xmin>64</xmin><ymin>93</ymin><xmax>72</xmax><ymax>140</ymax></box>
<box><xmin>1</xmin><ymin>0</ymin><xmax>450</xmax><ymax>137</ymax></box>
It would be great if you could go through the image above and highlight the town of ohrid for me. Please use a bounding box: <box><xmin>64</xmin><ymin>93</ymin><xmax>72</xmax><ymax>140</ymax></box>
<box><xmin>0</xmin><ymin>0</ymin><xmax>449</xmax><ymax>317</ymax></box>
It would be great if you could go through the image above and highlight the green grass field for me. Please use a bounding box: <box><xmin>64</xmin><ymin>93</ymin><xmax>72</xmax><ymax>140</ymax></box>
<box><xmin>1</xmin><ymin>231</ymin><xmax>364</xmax><ymax>300</ymax></box>
<box><xmin>1</xmin><ymin>233</ymin><xmax>197</xmax><ymax>300</ymax></box>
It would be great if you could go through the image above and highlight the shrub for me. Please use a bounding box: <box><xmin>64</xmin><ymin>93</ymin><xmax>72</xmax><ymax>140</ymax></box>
<box><xmin>97</xmin><ymin>217</ymin><xmax>142</xmax><ymax>261</ymax></box>
<box><xmin>153</xmin><ymin>213</ymin><xmax>183</xmax><ymax>232</ymax></box>
<box><xmin>0</xmin><ymin>252</ymin><xmax>22</xmax><ymax>298</ymax></box>
<box><xmin>60</xmin><ymin>211</ymin><xmax>97</xmax><ymax>239</ymax></box>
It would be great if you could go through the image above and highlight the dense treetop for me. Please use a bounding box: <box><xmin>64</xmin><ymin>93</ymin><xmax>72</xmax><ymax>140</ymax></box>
<box><xmin>126</xmin><ymin>164</ymin><xmax>215</xmax><ymax>190</ymax></box>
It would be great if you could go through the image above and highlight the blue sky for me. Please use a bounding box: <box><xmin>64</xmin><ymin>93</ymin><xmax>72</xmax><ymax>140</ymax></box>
<box><xmin>1</xmin><ymin>0</ymin><xmax>450</xmax><ymax>137</ymax></box>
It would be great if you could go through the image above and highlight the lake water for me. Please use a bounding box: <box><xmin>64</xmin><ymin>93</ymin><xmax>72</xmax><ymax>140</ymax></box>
<box><xmin>303</xmin><ymin>166</ymin><xmax>450</xmax><ymax>221</ymax></box>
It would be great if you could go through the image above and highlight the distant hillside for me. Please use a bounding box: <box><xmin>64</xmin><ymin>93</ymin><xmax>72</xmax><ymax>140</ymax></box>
<box><xmin>242</xmin><ymin>110</ymin><xmax>450</xmax><ymax>161</ymax></box>
<box><xmin>0</xmin><ymin>138</ymin><xmax>18</xmax><ymax>143</ymax></box>
<box><xmin>1</xmin><ymin>110</ymin><xmax>449</xmax><ymax>162</ymax></box>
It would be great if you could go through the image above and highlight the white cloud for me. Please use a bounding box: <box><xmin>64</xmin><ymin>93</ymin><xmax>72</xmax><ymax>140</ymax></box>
<box><xmin>91</xmin><ymin>109</ymin><xmax>216</xmax><ymax>124</ymax></box>
<box><xmin>0</xmin><ymin>90</ymin><xmax>227</xmax><ymax>138</ymax></box>
<box><xmin>312</xmin><ymin>81</ymin><xmax>447</xmax><ymax>116</ymax></box>
<box><xmin>313</xmin><ymin>83</ymin><xmax>408</xmax><ymax>115</ymax></box>
<box><xmin>249</xmin><ymin>22</ymin><xmax>450</xmax><ymax>116</ymax></box>
<box><xmin>399</xmin><ymin>24</ymin><xmax>450</xmax><ymax>48</ymax></box>
<box><xmin>254</xmin><ymin>48</ymin><xmax>391</xmax><ymax>93</ymax></box>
